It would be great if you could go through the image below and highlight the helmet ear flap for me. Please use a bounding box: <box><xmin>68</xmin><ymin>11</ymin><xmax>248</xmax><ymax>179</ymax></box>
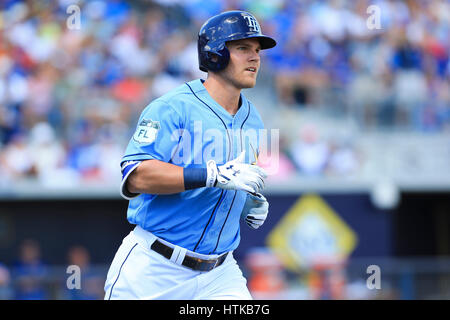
<box><xmin>203</xmin><ymin>46</ymin><xmax>230</xmax><ymax>72</ymax></box>
<box><xmin>208</xmin><ymin>52</ymin><xmax>220</xmax><ymax>63</ymax></box>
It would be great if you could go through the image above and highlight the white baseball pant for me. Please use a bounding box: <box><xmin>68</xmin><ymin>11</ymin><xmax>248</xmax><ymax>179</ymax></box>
<box><xmin>104</xmin><ymin>226</ymin><xmax>252</xmax><ymax>300</ymax></box>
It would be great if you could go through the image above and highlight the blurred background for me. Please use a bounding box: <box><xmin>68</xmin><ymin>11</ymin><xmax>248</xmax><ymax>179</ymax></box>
<box><xmin>0</xmin><ymin>0</ymin><xmax>449</xmax><ymax>300</ymax></box>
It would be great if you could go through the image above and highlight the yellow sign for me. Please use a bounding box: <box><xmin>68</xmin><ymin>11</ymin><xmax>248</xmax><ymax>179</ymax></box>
<box><xmin>267</xmin><ymin>194</ymin><xmax>357</xmax><ymax>270</ymax></box>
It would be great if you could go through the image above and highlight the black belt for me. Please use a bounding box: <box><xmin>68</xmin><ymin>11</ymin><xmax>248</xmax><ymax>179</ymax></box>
<box><xmin>150</xmin><ymin>239</ymin><xmax>228</xmax><ymax>272</ymax></box>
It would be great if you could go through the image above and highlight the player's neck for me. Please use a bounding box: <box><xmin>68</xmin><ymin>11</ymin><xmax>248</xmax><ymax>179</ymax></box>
<box><xmin>203</xmin><ymin>76</ymin><xmax>241</xmax><ymax>116</ymax></box>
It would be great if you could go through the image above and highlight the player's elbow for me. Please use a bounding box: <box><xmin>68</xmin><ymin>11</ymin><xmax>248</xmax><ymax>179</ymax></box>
<box><xmin>126</xmin><ymin>170</ymin><xmax>159</xmax><ymax>194</ymax></box>
<box><xmin>126</xmin><ymin>162</ymin><xmax>155</xmax><ymax>194</ymax></box>
<box><xmin>126</xmin><ymin>170</ymin><xmax>142</xmax><ymax>194</ymax></box>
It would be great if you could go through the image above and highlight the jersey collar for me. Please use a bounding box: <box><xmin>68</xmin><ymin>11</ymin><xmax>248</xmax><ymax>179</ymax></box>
<box><xmin>186</xmin><ymin>79</ymin><xmax>250</xmax><ymax>126</ymax></box>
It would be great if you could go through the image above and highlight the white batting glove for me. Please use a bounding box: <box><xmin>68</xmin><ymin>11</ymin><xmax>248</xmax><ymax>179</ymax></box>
<box><xmin>241</xmin><ymin>192</ymin><xmax>269</xmax><ymax>229</ymax></box>
<box><xmin>206</xmin><ymin>151</ymin><xmax>267</xmax><ymax>194</ymax></box>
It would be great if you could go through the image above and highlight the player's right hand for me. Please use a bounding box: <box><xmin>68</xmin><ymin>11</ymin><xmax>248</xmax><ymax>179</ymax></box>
<box><xmin>241</xmin><ymin>192</ymin><xmax>269</xmax><ymax>229</ymax></box>
<box><xmin>206</xmin><ymin>151</ymin><xmax>267</xmax><ymax>194</ymax></box>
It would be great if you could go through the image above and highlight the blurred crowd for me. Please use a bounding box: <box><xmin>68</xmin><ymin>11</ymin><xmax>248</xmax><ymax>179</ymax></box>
<box><xmin>267</xmin><ymin>0</ymin><xmax>449</xmax><ymax>129</ymax></box>
<box><xmin>0</xmin><ymin>239</ymin><xmax>105</xmax><ymax>299</ymax></box>
<box><xmin>0</xmin><ymin>0</ymin><xmax>448</xmax><ymax>187</ymax></box>
<box><xmin>0</xmin><ymin>238</ymin><xmax>379</xmax><ymax>300</ymax></box>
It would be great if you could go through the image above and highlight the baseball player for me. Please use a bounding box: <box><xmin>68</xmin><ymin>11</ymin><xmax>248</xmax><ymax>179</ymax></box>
<box><xmin>104</xmin><ymin>10</ymin><xmax>276</xmax><ymax>300</ymax></box>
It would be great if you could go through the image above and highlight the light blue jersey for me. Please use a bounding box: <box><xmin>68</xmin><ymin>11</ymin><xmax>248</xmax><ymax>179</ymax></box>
<box><xmin>120</xmin><ymin>79</ymin><xmax>264</xmax><ymax>255</ymax></box>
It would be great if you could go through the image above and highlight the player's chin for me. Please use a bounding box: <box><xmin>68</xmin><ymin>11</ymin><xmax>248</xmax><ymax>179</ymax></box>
<box><xmin>240</xmin><ymin>76</ymin><xmax>257</xmax><ymax>88</ymax></box>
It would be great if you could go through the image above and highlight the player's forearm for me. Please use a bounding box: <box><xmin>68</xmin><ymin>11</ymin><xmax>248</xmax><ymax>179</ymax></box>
<box><xmin>127</xmin><ymin>159</ymin><xmax>185</xmax><ymax>195</ymax></box>
<box><xmin>125</xmin><ymin>152</ymin><xmax>266</xmax><ymax>196</ymax></box>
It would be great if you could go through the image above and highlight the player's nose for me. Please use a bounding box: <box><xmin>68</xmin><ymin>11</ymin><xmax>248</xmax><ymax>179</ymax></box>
<box><xmin>249</xmin><ymin>50</ymin><xmax>260</xmax><ymax>62</ymax></box>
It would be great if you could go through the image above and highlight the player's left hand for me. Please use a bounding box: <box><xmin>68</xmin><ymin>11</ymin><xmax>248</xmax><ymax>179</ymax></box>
<box><xmin>241</xmin><ymin>192</ymin><xmax>269</xmax><ymax>229</ymax></box>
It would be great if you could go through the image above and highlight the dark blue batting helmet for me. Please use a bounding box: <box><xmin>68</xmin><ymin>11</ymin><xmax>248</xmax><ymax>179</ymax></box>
<box><xmin>198</xmin><ymin>11</ymin><xmax>277</xmax><ymax>72</ymax></box>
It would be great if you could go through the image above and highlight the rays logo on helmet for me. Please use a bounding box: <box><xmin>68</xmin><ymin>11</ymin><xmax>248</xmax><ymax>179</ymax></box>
<box><xmin>133</xmin><ymin>119</ymin><xmax>160</xmax><ymax>144</ymax></box>
<box><xmin>243</xmin><ymin>14</ymin><xmax>260</xmax><ymax>32</ymax></box>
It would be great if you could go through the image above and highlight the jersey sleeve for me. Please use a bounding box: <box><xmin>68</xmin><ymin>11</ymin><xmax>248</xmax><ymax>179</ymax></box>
<box><xmin>121</xmin><ymin>100</ymin><xmax>185</xmax><ymax>165</ymax></box>
<box><xmin>120</xmin><ymin>160</ymin><xmax>141</xmax><ymax>200</ymax></box>
<box><xmin>119</xmin><ymin>100</ymin><xmax>184</xmax><ymax>199</ymax></box>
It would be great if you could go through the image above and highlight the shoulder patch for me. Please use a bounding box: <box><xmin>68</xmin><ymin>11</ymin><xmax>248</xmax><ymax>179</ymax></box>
<box><xmin>133</xmin><ymin>119</ymin><xmax>160</xmax><ymax>144</ymax></box>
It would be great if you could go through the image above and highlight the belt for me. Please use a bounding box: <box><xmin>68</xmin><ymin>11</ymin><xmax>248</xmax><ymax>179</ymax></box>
<box><xmin>150</xmin><ymin>239</ymin><xmax>228</xmax><ymax>272</ymax></box>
